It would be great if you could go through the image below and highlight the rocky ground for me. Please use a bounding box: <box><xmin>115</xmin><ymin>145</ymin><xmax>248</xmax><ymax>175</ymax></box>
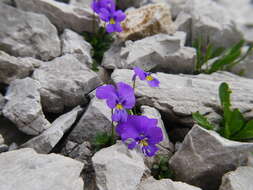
<box><xmin>0</xmin><ymin>0</ymin><xmax>253</xmax><ymax>190</ymax></box>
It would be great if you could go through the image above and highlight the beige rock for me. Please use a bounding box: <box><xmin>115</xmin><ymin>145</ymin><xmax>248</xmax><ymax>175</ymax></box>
<box><xmin>118</xmin><ymin>3</ymin><xmax>176</xmax><ymax>41</ymax></box>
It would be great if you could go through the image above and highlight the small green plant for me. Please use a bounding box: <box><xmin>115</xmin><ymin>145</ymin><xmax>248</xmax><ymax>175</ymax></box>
<box><xmin>151</xmin><ymin>156</ymin><xmax>173</xmax><ymax>180</ymax></box>
<box><xmin>193</xmin><ymin>37</ymin><xmax>253</xmax><ymax>74</ymax></box>
<box><xmin>193</xmin><ymin>82</ymin><xmax>253</xmax><ymax>141</ymax></box>
<box><xmin>83</xmin><ymin>27</ymin><xmax>114</xmax><ymax>71</ymax></box>
<box><xmin>92</xmin><ymin>132</ymin><xmax>115</xmax><ymax>152</ymax></box>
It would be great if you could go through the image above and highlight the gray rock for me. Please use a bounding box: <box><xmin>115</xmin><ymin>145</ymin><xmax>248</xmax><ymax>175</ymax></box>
<box><xmin>32</xmin><ymin>54</ymin><xmax>102</xmax><ymax>113</ymax></box>
<box><xmin>103</xmin><ymin>33</ymin><xmax>196</xmax><ymax>74</ymax></box>
<box><xmin>0</xmin><ymin>51</ymin><xmax>41</xmax><ymax>85</ymax></box>
<box><xmin>3</xmin><ymin>78</ymin><xmax>50</xmax><ymax>135</ymax></box>
<box><xmin>0</xmin><ymin>134</ymin><xmax>4</xmax><ymax>145</ymax></box>
<box><xmin>183</xmin><ymin>0</ymin><xmax>243</xmax><ymax>48</ymax></box>
<box><xmin>0</xmin><ymin>3</ymin><xmax>61</xmax><ymax>61</ymax></box>
<box><xmin>219</xmin><ymin>166</ymin><xmax>253</xmax><ymax>190</ymax></box>
<box><xmin>15</xmin><ymin>0</ymin><xmax>99</xmax><ymax>33</ymax></box>
<box><xmin>138</xmin><ymin>177</ymin><xmax>202</xmax><ymax>190</ymax></box>
<box><xmin>246</xmin><ymin>153</ymin><xmax>253</xmax><ymax>167</ymax></box>
<box><xmin>169</xmin><ymin>125</ymin><xmax>253</xmax><ymax>190</ymax></box>
<box><xmin>0</xmin><ymin>144</ymin><xmax>9</xmax><ymax>153</ymax></box>
<box><xmin>111</xmin><ymin>70</ymin><xmax>253</xmax><ymax>126</ymax></box>
<box><xmin>21</xmin><ymin>106</ymin><xmax>83</xmax><ymax>154</ymax></box>
<box><xmin>92</xmin><ymin>141</ymin><xmax>149</xmax><ymax>190</ymax></box>
<box><xmin>0</xmin><ymin>148</ymin><xmax>84</xmax><ymax>190</ymax></box>
<box><xmin>67</xmin><ymin>97</ymin><xmax>112</xmax><ymax>144</ymax></box>
<box><xmin>61</xmin><ymin>29</ymin><xmax>92</xmax><ymax>66</ymax></box>
<box><xmin>69</xmin><ymin>0</ymin><xmax>92</xmax><ymax>8</ymax></box>
<box><xmin>0</xmin><ymin>93</ymin><xmax>5</xmax><ymax>115</ymax></box>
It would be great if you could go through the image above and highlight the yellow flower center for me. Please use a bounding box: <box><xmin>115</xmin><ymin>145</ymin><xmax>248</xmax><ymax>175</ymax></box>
<box><xmin>110</xmin><ymin>18</ymin><xmax>115</xmax><ymax>24</ymax></box>
<box><xmin>140</xmin><ymin>140</ymin><xmax>148</xmax><ymax>146</ymax></box>
<box><xmin>116</xmin><ymin>104</ymin><xmax>123</xmax><ymax>110</ymax></box>
<box><xmin>146</xmin><ymin>75</ymin><xmax>153</xmax><ymax>81</ymax></box>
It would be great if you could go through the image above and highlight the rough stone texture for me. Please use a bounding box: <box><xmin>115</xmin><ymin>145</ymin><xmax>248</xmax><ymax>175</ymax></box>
<box><xmin>183</xmin><ymin>0</ymin><xmax>243</xmax><ymax>48</ymax></box>
<box><xmin>219</xmin><ymin>167</ymin><xmax>253</xmax><ymax>190</ymax></box>
<box><xmin>61</xmin><ymin>29</ymin><xmax>92</xmax><ymax>66</ymax></box>
<box><xmin>3</xmin><ymin>78</ymin><xmax>50</xmax><ymax>135</ymax></box>
<box><xmin>15</xmin><ymin>0</ymin><xmax>99</xmax><ymax>33</ymax></box>
<box><xmin>0</xmin><ymin>51</ymin><xmax>41</xmax><ymax>85</ymax></box>
<box><xmin>118</xmin><ymin>3</ymin><xmax>176</xmax><ymax>41</ymax></box>
<box><xmin>246</xmin><ymin>153</ymin><xmax>253</xmax><ymax>167</ymax></box>
<box><xmin>0</xmin><ymin>134</ymin><xmax>4</xmax><ymax>145</ymax></box>
<box><xmin>169</xmin><ymin>125</ymin><xmax>253</xmax><ymax>190</ymax></box>
<box><xmin>67</xmin><ymin>97</ymin><xmax>112</xmax><ymax>144</ymax></box>
<box><xmin>0</xmin><ymin>93</ymin><xmax>5</xmax><ymax>115</ymax></box>
<box><xmin>92</xmin><ymin>141</ymin><xmax>149</xmax><ymax>190</ymax></box>
<box><xmin>21</xmin><ymin>106</ymin><xmax>83</xmax><ymax>154</ymax></box>
<box><xmin>69</xmin><ymin>0</ymin><xmax>92</xmax><ymax>8</ymax></box>
<box><xmin>103</xmin><ymin>33</ymin><xmax>196</xmax><ymax>74</ymax></box>
<box><xmin>32</xmin><ymin>54</ymin><xmax>102</xmax><ymax>113</ymax></box>
<box><xmin>0</xmin><ymin>3</ymin><xmax>61</xmax><ymax>61</ymax></box>
<box><xmin>112</xmin><ymin>70</ymin><xmax>253</xmax><ymax>126</ymax></box>
<box><xmin>138</xmin><ymin>177</ymin><xmax>202</xmax><ymax>190</ymax></box>
<box><xmin>0</xmin><ymin>148</ymin><xmax>84</xmax><ymax>190</ymax></box>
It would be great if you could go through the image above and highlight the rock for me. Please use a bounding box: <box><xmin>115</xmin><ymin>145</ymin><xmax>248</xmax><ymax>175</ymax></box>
<box><xmin>3</xmin><ymin>78</ymin><xmax>50</xmax><ymax>135</ymax></box>
<box><xmin>15</xmin><ymin>0</ymin><xmax>99</xmax><ymax>33</ymax></box>
<box><xmin>92</xmin><ymin>141</ymin><xmax>149</xmax><ymax>190</ymax></box>
<box><xmin>138</xmin><ymin>177</ymin><xmax>202</xmax><ymax>190</ymax></box>
<box><xmin>169</xmin><ymin>125</ymin><xmax>253</xmax><ymax>190</ymax></box>
<box><xmin>118</xmin><ymin>3</ymin><xmax>176</xmax><ymax>41</ymax></box>
<box><xmin>111</xmin><ymin>70</ymin><xmax>253</xmax><ymax>126</ymax></box>
<box><xmin>0</xmin><ymin>144</ymin><xmax>9</xmax><ymax>153</ymax></box>
<box><xmin>219</xmin><ymin>166</ymin><xmax>253</xmax><ymax>190</ymax></box>
<box><xmin>0</xmin><ymin>3</ymin><xmax>61</xmax><ymax>61</ymax></box>
<box><xmin>183</xmin><ymin>0</ymin><xmax>243</xmax><ymax>48</ymax></box>
<box><xmin>67</xmin><ymin>96</ymin><xmax>112</xmax><ymax>144</ymax></box>
<box><xmin>32</xmin><ymin>54</ymin><xmax>102</xmax><ymax>113</ymax></box>
<box><xmin>21</xmin><ymin>106</ymin><xmax>83</xmax><ymax>154</ymax></box>
<box><xmin>0</xmin><ymin>134</ymin><xmax>4</xmax><ymax>145</ymax></box>
<box><xmin>97</xmin><ymin>66</ymin><xmax>112</xmax><ymax>84</ymax></box>
<box><xmin>0</xmin><ymin>93</ymin><xmax>5</xmax><ymax>115</ymax></box>
<box><xmin>103</xmin><ymin>33</ymin><xmax>196</xmax><ymax>74</ymax></box>
<box><xmin>61</xmin><ymin>29</ymin><xmax>92</xmax><ymax>66</ymax></box>
<box><xmin>246</xmin><ymin>153</ymin><xmax>253</xmax><ymax>167</ymax></box>
<box><xmin>69</xmin><ymin>0</ymin><xmax>92</xmax><ymax>8</ymax></box>
<box><xmin>0</xmin><ymin>51</ymin><xmax>41</xmax><ymax>85</ymax></box>
<box><xmin>0</xmin><ymin>148</ymin><xmax>84</xmax><ymax>190</ymax></box>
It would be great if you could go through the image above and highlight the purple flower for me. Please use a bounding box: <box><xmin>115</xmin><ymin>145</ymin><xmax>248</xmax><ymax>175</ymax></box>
<box><xmin>116</xmin><ymin>115</ymin><xmax>163</xmax><ymax>157</ymax></box>
<box><xmin>99</xmin><ymin>1</ymin><xmax>126</xmax><ymax>33</ymax></box>
<box><xmin>96</xmin><ymin>82</ymin><xmax>135</xmax><ymax>122</ymax></box>
<box><xmin>133</xmin><ymin>67</ymin><xmax>160</xmax><ymax>87</ymax></box>
<box><xmin>91</xmin><ymin>0</ymin><xmax>113</xmax><ymax>14</ymax></box>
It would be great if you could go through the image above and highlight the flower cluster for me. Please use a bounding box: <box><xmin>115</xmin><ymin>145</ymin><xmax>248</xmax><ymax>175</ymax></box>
<box><xmin>91</xmin><ymin>0</ymin><xmax>126</xmax><ymax>33</ymax></box>
<box><xmin>96</xmin><ymin>67</ymin><xmax>163</xmax><ymax>157</ymax></box>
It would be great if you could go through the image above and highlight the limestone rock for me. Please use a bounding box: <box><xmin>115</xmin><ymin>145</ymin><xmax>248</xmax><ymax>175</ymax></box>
<box><xmin>92</xmin><ymin>141</ymin><xmax>149</xmax><ymax>190</ymax></box>
<box><xmin>3</xmin><ymin>78</ymin><xmax>50</xmax><ymax>135</ymax></box>
<box><xmin>61</xmin><ymin>29</ymin><xmax>92</xmax><ymax>66</ymax></box>
<box><xmin>169</xmin><ymin>125</ymin><xmax>253</xmax><ymax>190</ymax></box>
<box><xmin>138</xmin><ymin>177</ymin><xmax>202</xmax><ymax>190</ymax></box>
<box><xmin>67</xmin><ymin>97</ymin><xmax>112</xmax><ymax>144</ymax></box>
<box><xmin>0</xmin><ymin>93</ymin><xmax>5</xmax><ymax>115</ymax></box>
<box><xmin>21</xmin><ymin>106</ymin><xmax>83</xmax><ymax>154</ymax></box>
<box><xmin>69</xmin><ymin>0</ymin><xmax>92</xmax><ymax>8</ymax></box>
<box><xmin>219</xmin><ymin>166</ymin><xmax>253</xmax><ymax>190</ymax></box>
<box><xmin>32</xmin><ymin>54</ymin><xmax>102</xmax><ymax>113</ymax></box>
<box><xmin>0</xmin><ymin>51</ymin><xmax>41</xmax><ymax>85</ymax></box>
<box><xmin>0</xmin><ymin>148</ymin><xmax>84</xmax><ymax>190</ymax></box>
<box><xmin>103</xmin><ymin>33</ymin><xmax>196</xmax><ymax>74</ymax></box>
<box><xmin>15</xmin><ymin>0</ymin><xmax>99</xmax><ymax>33</ymax></box>
<box><xmin>118</xmin><ymin>3</ymin><xmax>176</xmax><ymax>41</ymax></box>
<box><xmin>0</xmin><ymin>3</ymin><xmax>61</xmax><ymax>61</ymax></box>
<box><xmin>111</xmin><ymin>70</ymin><xmax>253</xmax><ymax>126</ymax></box>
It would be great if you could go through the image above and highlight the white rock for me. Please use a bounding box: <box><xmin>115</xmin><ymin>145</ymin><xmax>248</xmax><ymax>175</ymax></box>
<box><xmin>92</xmin><ymin>141</ymin><xmax>149</xmax><ymax>190</ymax></box>
<box><xmin>111</xmin><ymin>70</ymin><xmax>253</xmax><ymax>126</ymax></box>
<box><xmin>0</xmin><ymin>3</ymin><xmax>61</xmax><ymax>61</ymax></box>
<box><xmin>61</xmin><ymin>29</ymin><xmax>92</xmax><ymax>66</ymax></box>
<box><xmin>15</xmin><ymin>0</ymin><xmax>99</xmax><ymax>33</ymax></box>
<box><xmin>138</xmin><ymin>177</ymin><xmax>202</xmax><ymax>190</ymax></box>
<box><xmin>3</xmin><ymin>78</ymin><xmax>50</xmax><ymax>135</ymax></box>
<box><xmin>69</xmin><ymin>0</ymin><xmax>92</xmax><ymax>8</ymax></box>
<box><xmin>21</xmin><ymin>106</ymin><xmax>83</xmax><ymax>153</ymax></box>
<box><xmin>219</xmin><ymin>166</ymin><xmax>253</xmax><ymax>190</ymax></box>
<box><xmin>0</xmin><ymin>51</ymin><xmax>41</xmax><ymax>85</ymax></box>
<box><xmin>32</xmin><ymin>54</ymin><xmax>102</xmax><ymax>113</ymax></box>
<box><xmin>0</xmin><ymin>148</ymin><xmax>84</xmax><ymax>190</ymax></box>
<box><xmin>169</xmin><ymin>125</ymin><xmax>253</xmax><ymax>190</ymax></box>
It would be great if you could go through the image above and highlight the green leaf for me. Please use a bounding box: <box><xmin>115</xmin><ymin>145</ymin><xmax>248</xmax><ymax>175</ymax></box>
<box><xmin>192</xmin><ymin>112</ymin><xmax>215</xmax><ymax>130</ymax></box>
<box><xmin>231</xmin><ymin>120</ymin><xmax>253</xmax><ymax>140</ymax></box>
<box><xmin>219</xmin><ymin>82</ymin><xmax>231</xmax><ymax>110</ymax></box>
<box><xmin>228</xmin><ymin>108</ymin><xmax>245</xmax><ymax>136</ymax></box>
